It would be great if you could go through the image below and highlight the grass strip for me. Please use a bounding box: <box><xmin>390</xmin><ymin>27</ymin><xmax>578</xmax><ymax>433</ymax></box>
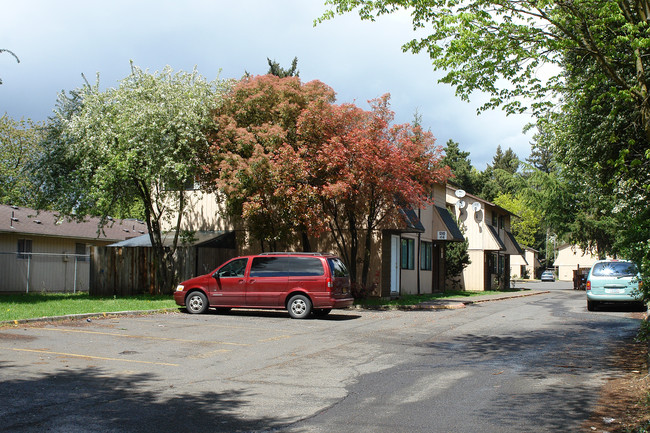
<box><xmin>0</xmin><ymin>293</ymin><xmax>176</xmax><ymax>322</ymax></box>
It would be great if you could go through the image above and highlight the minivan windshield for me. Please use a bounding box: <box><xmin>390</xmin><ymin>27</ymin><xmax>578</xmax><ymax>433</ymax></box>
<box><xmin>592</xmin><ymin>261</ymin><xmax>638</xmax><ymax>277</ymax></box>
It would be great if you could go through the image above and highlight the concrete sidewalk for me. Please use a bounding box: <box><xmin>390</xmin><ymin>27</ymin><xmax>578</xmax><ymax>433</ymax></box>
<box><xmin>356</xmin><ymin>289</ymin><xmax>551</xmax><ymax>311</ymax></box>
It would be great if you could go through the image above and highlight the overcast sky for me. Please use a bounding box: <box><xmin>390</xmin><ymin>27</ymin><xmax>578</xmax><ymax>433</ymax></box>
<box><xmin>1</xmin><ymin>0</ymin><xmax>535</xmax><ymax>169</ymax></box>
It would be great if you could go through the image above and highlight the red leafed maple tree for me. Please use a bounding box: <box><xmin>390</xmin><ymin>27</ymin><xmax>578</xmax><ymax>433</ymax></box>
<box><xmin>296</xmin><ymin>94</ymin><xmax>450</xmax><ymax>287</ymax></box>
<box><xmin>210</xmin><ymin>76</ymin><xmax>450</xmax><ymax>288</ymax></box>
<box><xmin>209</xmin><ymin>74</ymin><xmax>336</xmax><ymax>251</ymax></box>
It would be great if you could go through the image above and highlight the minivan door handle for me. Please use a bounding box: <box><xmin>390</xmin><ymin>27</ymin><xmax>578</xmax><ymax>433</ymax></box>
<box><xmin>242</xmin><ymin>279</ymin><xmax>250</xmax><ymax>284</ymax></box>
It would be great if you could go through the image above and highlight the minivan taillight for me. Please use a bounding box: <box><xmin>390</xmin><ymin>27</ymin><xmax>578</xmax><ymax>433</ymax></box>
<box><xmin>586</xmin><ymin>280</ymin><xmax>591</xmax><ymax>291</ymax></box>
<box><xmin>327</xmin><ymin>277</ymin><xmax>332</xmax><ymax>289</ymax></box>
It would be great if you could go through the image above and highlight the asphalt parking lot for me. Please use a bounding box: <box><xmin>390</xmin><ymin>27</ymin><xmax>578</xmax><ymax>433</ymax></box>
<box><xmin>0</xmin><ymin>308</ymin><xmax>394</xmax><ymax>432</ymax></box>
<box><xmin>1</xmin><ymin>284</ymin><xmax>642</xmax><ymax>433</ymax></box>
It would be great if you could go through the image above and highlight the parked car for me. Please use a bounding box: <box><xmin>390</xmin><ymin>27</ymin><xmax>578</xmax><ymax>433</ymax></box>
<box><xmin>586</xmin><ymin>259</ymin><xmax>644</xmax><ymax>311</ymax></box>
<box><xmin>174</xmin><ymin>252</ymin><xmax>354</xmax><ymax>319</ymax></box>
<box><xmin>540</xmin><ymin>270</ymin><xmax>555</xmax><ymax>282</ymax></box>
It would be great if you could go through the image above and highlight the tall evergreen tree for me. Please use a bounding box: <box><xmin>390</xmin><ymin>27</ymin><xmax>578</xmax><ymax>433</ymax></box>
<box><xmin>267</xmin><ymin>57</ymin><xmax>299</xmax><ymax>77</ymax></box>
<box><xmin>440</xmin><ymin>139</ymin><xmax>478</xmax><ymax>195</ymax></box>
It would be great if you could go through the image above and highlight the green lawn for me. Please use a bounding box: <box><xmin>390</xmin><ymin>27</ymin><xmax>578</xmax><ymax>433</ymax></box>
<box><xmin>0</xmin><ymin>293</ymin><xmax>177</xmax><ymax>322</ymax></box>
<box><xmin>0</xmin><ymin>289</ymin><xmax>518</xmax><ymax>323</ymax></box>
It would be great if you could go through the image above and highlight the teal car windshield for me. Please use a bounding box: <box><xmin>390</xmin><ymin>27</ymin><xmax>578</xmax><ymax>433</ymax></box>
<box><xmin>591</xmin><ymin>262</ymin><xmax>638</xmax><ymax>277</ymax></box>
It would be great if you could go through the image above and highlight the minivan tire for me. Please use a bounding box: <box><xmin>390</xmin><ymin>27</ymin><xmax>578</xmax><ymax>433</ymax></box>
<box><xmin>288</xmin><ymin>294</ymin><xmax>312</xmax><ymax>319</ymax></box>
<box><xmin>186</xmin><ymin>291</ymin><xmax>208</xmax><ymax>314</ymax></box>
<box><xmin>587</xmin><ymin>300</ymin><xmax>597</xmax><ymax>311</ymax></box>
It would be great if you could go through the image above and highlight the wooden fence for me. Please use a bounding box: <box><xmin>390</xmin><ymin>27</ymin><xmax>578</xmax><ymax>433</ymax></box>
<box><xmin>90</xmin><ymin>246</ymin><xmax>196</xmax><ymax>296</ymax></box>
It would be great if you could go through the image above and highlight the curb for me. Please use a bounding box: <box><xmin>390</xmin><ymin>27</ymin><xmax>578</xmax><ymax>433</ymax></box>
<box><xmin>1</xmin><ymin>308</ymin><xmax>179</xmax><ymax>326</ymax></box>
<box><xmin>2</xmin><ymin>290</ymin><xmax>551</xmax><ymax>325</ymax></box>
<box><xmin>355</xmin><ymin>290</ymin><xmax>551</xmax><ymax>311</ymax></box>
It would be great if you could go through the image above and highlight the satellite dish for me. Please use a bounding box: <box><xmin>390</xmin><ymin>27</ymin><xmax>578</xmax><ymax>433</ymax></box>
<box><xmin>454</xmin><ymin>189</ymin><xmax>466</xmax><ymax>198</ymax></box>
<box><xmin>456</xmin><ymin>200</ymin><xmax>466</xmax><ymax>209</ymax></box>
<box><xmin>472</xmin><ymin>202</ymin><xmax>482</xmax><ymax>212</ymax></box>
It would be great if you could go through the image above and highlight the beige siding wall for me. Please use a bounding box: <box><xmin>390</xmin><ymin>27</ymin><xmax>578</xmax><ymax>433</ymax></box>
<box><xmin>167</xmin><ymin>191</ymin><xmax>236</xmax><ymax>232</ymax></box>
<box><xmin>0</xmin><ymin>234</ymin><xmax>112</xmax><ymax>292</ymax></box>
<box><xmin>510</xmin><ymin>249</ymin><xmax>538</xmax><ymax>279</ymax></box>
<box><xmin>554</xmin><ymin>245</ymin><xmax>602</xmax><ymax>281</ymax></box>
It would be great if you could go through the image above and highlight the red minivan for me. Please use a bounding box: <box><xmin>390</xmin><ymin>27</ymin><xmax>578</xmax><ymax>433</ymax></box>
<box><xmin>173</xmin><ymin>252</ymin><xmax>354</xmax><ymax>319</ymax></box>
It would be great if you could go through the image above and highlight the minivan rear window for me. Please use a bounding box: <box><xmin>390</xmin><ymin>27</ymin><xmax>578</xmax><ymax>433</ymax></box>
<box><xmin>328</xmin><ymin>258</ymin><xmax>349</xmax><ymax>278</ymax></box>
<box><xmin>592</xmin><ymin>261</ymin><xmax>638</xmax><ymax>277</ymax></box>
<box><xmin>287</xmin><ymin>257</ymin><xmax>324</xmax><ymax>276</ymax></box>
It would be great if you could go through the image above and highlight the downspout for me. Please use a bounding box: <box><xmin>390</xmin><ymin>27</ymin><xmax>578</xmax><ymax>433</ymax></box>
<box><xmin>417</xmin><ymin>209</ymin><xmax>421</xmax><ymax>295</ymax></box>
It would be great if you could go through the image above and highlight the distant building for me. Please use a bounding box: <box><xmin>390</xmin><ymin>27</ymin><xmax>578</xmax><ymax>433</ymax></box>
<box><xmin>446</xmin><ymin>185</ymin><xmax>525</xmax><ymax>291</ymax></box>
<box><xmin>0</xmin><ymin>204</ymin><xmax>146</xmax><ymax>293</ymax></box>
<box><xmin>510</xmin><ymin>247</ymin><xmax>539</xmax><ymax>280</ymax></box>
<box><xmin>553</xmin><ymin>244</ymin><xmax>604</xmax><ymax>281</ymax></box>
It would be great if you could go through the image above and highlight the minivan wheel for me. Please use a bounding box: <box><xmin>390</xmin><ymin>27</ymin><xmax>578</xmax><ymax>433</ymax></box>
<box><xmin>587</xmin><ymin>300</ymin><xmax>597</xmax><ymax>311</ymax></box>
<box><xmin>288</xmin><ymin>295</ymin><xmax>312</xmax><ymax>319</ymax></box>
<box><xmin>186</xmin><ymin>292</ymin><xmax>208</xmax><ymax>314</ymax></box>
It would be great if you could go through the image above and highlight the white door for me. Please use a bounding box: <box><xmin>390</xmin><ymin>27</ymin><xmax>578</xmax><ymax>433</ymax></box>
<box><xmin>390</xmin><ymin>235</ymin><xmax>400</xmax><ymax>295</ymax></box>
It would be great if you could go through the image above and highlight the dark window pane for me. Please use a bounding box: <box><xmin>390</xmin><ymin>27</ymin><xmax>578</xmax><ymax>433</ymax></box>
<box><xmin>328</xmin><ymin>258</ymin><xmax>349</xmax><ymax>277</ymax></box>
<box><xmin>287</xmin><ymin>257</ymin><xmax>324</xmax><ymax>276</ymax></box>
<box><xmin>217</xmin><ymin>258</ymin><xmax>248</xmax><ymax>278</ymax></box>
<box><xmin>250</xmin><ymin>257</ymin><xmax>287</xmax><ymax>277</ymax></box>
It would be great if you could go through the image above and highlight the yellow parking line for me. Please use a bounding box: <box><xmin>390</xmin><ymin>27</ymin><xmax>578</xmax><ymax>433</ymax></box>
<box><xmin>37</xmin><ymin>327</ymin><xmax>249</xmax><ymax>346</ymax></box>
<box><xmin>1</xmin><ymin>347</ymin><xmax>179</xmax><ymax>367</ymax></box>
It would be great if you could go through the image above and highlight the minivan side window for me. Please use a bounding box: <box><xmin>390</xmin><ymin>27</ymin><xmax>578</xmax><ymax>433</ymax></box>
<box><xmin>216</xmin><ymin>258</ymin><xmax>248</xmax><ymax>278</ymax></box>
<box><xmin>250</xmin><ymin>257</ymin><xmax>287</xmax><ymax>277</ymax></box>
<box><xmin>328</xmin><ymin>258</ymin><xmax>349</xmax><ymax>278</ymax></box>
<box><xmin>287</xmin><ymin>257</ymin><xmax>324</xmax><ymax>276</ymax></box>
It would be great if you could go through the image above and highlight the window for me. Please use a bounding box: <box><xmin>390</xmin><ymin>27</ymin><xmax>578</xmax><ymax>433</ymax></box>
<box><xmin>420</xmin><ymin>241</ymin><xmax>432</xmax><ymax>271</ymax></box>
<box><xmin>216</xmin><ymin>258</ymin><xmax>248</xmax><ymax>278</ymax></box>
<box><xmin>499</xmin><ymin>215</ymin><xmax>505</xmax><ymax>230</ymax></box>
<box><xmin>401</xmin><ymin>238</ymin><xmax>415</xmax><ymax>270</ymax></box>
<box><xmin>328</xmin><ymin>258</ymin><xmax>350</xmax><ymax>278</ymax></box>
<box><xmin>286</xmin><ymin>257</ymin><xmax>324</xmax><ymax>277</ymax></box>
<box><xmin>250</xmin><ymin>257</ymin><xmax>287</xmax><ymax>277</ymax></box>
<box><xmin>17</xmin><ymin>239</ymin><xmax>32</xmax><ymax>259</ymax></box>
<box><xmin>491</xmin><ymin>212</ymin><xmax>498</xmax><ymax>227</ymax></box>
<box><xmin>76</xmin><ymin>243</ymin><xmax>88</xmax><ymax>262</ymax></box>
<box><xmin>592</xmin><ymin>261</ymin><xmax>638</xmax><ymax>277</ymax></box>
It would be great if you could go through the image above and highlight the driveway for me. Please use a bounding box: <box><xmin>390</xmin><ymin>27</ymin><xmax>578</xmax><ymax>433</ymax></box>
<box><xmin>0</xmin><ymin>285</ymin><xmax>642</xmax><ymax>432</ymax></box>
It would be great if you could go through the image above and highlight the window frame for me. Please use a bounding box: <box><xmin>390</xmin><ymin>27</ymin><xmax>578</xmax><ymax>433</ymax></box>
<box><xmin>401</xmin><ymin>238</ymin><xmax>415</xmax><ymax>270</ymax></box>
<box><xmin>17</xmin><ymin>239</ymin><xmax>32</xmax><ymax>260</ymax></box>
<box><xmin>420</xmin><ymin>241</ymin><xmax>432</xmax><ymax>271</ymax></box>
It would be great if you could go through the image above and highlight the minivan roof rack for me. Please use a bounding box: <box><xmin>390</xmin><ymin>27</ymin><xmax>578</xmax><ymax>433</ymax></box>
<box><xmin>258</xmin><ymin>252</ymin><xmax>328</xmax><ymax>256</ymax></box>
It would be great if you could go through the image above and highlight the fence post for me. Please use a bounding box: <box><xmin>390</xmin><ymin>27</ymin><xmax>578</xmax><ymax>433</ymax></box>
<box><xmin>73</xmin><ymin>256</ymin><xmax>78</xmax><ymax>294</ymax></box>
<box><xmin>26</xmin><ymin>254</ymin><xmax>31</xmax><ymax>293</ymax></box>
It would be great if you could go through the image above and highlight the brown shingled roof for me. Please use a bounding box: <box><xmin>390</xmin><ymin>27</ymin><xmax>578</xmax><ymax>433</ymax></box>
<box><xmin>0</xmin><ymin>204</ymin><xmax>148</xmax><ymax>242</ymax></box>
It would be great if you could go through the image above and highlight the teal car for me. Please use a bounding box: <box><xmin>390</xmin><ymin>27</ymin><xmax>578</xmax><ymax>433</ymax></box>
<box><xmin>586</xmin><ymin>260</ymin><xmax>644</xmax><ymax>311</ymax></box>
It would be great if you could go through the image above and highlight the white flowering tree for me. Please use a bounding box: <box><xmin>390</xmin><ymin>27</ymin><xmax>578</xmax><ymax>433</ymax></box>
<box><xmin>38</xmin><ymin>64</ymin><xmax>231</xmax><ymax>293</ymax></box>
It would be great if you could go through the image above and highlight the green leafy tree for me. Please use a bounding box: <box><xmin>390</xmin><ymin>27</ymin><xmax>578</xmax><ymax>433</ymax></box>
<box><xmin>0</xmin><ymin>115</ymin><xmax>44</xmax><ymax>206</ymax></box>
<box><xmin>492</xmin><ymin>192</ymin><xmax>541</xmax><ymax>248</ymax></box>
<box><xmin>37</xmin><ymin>64</ymin><xmax>231</xmax><ymax>293</ymax></box>
<box><xmin>321</xmin><ymin>1</ymin><xmax>650</xmax><ymax>143</ymax></box>
<box><xmin>445</xmin><ymin>214</ymin><xmax>471</xmax><ymax>289</ymax></box>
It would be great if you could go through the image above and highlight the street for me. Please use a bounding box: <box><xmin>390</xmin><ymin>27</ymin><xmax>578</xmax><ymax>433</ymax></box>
<box><xmin>0</xmin><ymin>281</ymin><xmax>643</xmax><ymax>432</ymax></box>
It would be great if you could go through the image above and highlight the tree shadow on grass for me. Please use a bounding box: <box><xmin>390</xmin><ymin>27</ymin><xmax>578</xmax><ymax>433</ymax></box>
<box><xmin>0</xmin><ymin>366</ymin><xmax>288</xmax><ymax>433</ymax></box>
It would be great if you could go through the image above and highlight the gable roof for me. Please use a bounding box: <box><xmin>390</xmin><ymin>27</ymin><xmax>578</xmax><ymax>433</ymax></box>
<box><xmin>0</xmin><ymin>204</ymin><xmax>147</xmax><ymax>242</ymax></box>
